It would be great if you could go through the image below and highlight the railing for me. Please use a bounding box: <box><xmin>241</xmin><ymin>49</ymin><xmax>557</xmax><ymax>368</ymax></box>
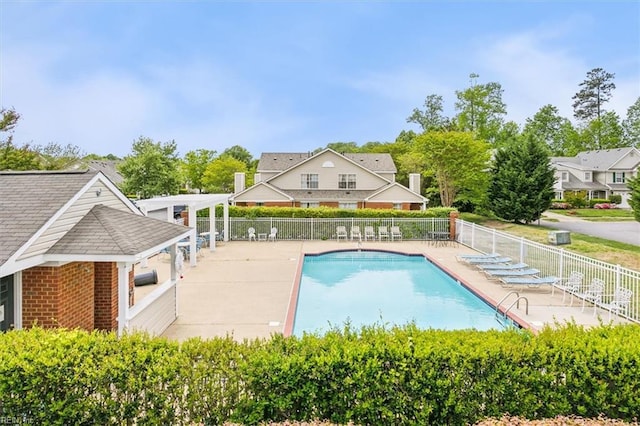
<box><xmin>457</xmin><ymin>219</ymin><xmax>640</xmax><ymax>323</ymax></box>
<box><xmin>196</xmin><ymin>217</ymin><xmax>450</xmax><ymax>241</ymax></box>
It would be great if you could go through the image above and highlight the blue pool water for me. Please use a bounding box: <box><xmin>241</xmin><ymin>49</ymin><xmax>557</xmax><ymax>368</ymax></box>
<box><xmin>293</xmin><ymin>250</ymin><xmax>506</xmax><ymax>336</ymax></box>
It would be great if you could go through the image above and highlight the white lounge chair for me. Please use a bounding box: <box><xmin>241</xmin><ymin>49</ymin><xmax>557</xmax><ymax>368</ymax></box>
<box><xmin>390</xmin><ymin>226</ymin><xmax>402</xmax><ymax>241</ymax></box>
<box><xmin>456</xmin><ymin>253</ymin><xmax>501</xmax><ymax>262</ymax></box>
<box><xmin>364</xmin><ymin>226</ymin><xmax>375</xmax><ymax>241</ymax></box>
<box><xmin>575</xmin><ymin>278</ymin><xmax>605</xmax><ymax>316</ymax></box>
<box><xmin>478</xmin><ymin>263</ymin><xmax>529</xmax><ymax>270</ymax></box>
<box><xmin>268</xmin><ymin>227</ymin><xmax>277</xmax><ymax>242</ymax></box>
<box><xmin>601</xmin><ymin>287</ymin><xmax>633</xmax><ymax>320</ymax></box>
<box><xmin>248</xmin><ymin>227</ymin><xmax>256</xmax><ymax>242</ymax></box>
<box><xmin>552</xmin><ymin>271</ymin><xmax>584</xmax><ymax>305</ymax></box>
<box><xmin>485</xmin><ymin>268</ymin><xmax>540</xmax><ymax>279</ymax></box>
<box><xmin>350</xmin><ymin>226</ymin><xmax>362</xmax><ymax>241</ymax></box>
<box><xmin>378</xmin><ymin>226</ymin><xmax>389</xmax><ymax>241</ymax></box>
<box><xmin>336</xmin><ymin>226</ymin><xmax>348</xmax><ymax>241</ymax></box>
<box><xmin>464</xmin><ymin>257</ymin><xmax>512</xmax><ymax>265</ymax></box>
<box><xmin>499</xmin><ymin>276</ymin><xmax>558</xmax><ymax>288</ymax></box>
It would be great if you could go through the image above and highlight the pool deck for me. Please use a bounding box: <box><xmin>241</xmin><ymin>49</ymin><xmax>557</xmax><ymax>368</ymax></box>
<box><xmin>133</xmin><ymin>240</ymin><xmax>630</xmax><ymax>342</ymax></box>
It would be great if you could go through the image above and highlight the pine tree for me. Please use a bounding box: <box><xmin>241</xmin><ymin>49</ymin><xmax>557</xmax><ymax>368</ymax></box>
<box><xmin>489</xmin><ymin>135</ymin><xmax>556</xmax><ymax>223</ymax></box>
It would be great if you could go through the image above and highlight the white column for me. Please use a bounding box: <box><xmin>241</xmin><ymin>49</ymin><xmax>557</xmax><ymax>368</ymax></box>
<box><xmin>189</xmin><ymin>208</ymin><xmax>197</xmax><ymax>267</ymax></box>
<box><xmin>223</xmin><ymin>201</ymin><xmax>229</xmax><ymax>242</ymax></box>
<box><xmin>117</xmin><ymin>262</ymin><xmax>132</xmax><ymax>336</ymax></box>
<box><xmin>210</xmin><ymin>203</ymin><xmax>216</xmax><ymax>252</ymax></box>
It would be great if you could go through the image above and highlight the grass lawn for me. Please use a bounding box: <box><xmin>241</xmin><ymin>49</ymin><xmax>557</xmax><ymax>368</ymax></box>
<box><xmin>461</xmin><ymin>213</ymin><xmax>640</xmax><ymax>271</ymax></box>
<box><xmin>550</xmin><ymin>208</ymin><xmax>635</xmax><ymax>221</ymax></box>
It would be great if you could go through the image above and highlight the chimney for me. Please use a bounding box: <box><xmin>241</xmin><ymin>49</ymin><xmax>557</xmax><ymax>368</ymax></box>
<box><xmin>409</xmin><ymin>173</ymin><xmax>421</xmax><ymax>194</ymax></box>
<box><xmin>254</xmin><ymin>173</ymin><xmax>262</xmax><ymax>183</ymax></box>
<box><xmin>234</xmin><ymin>172</ymin><xmax>246</xmax><ymax>194</ymax></box>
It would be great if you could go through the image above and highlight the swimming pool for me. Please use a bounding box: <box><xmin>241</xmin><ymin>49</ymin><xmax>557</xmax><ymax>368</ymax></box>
<box><xmin>290</xmin><ymin>250</ymin><xmax>510</xmax><ymax>336</ymax></box>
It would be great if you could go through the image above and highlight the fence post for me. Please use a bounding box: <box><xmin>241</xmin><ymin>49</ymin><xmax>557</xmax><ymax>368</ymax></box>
<box><xmin>449</xmin><ymin>211</ymin><xmax>458</xmax><ymax>241</ymax></box>
<box><xmin>520</xmin><ymin>237</ymin><xmax>525</xmax><ymax>264</ymax></box>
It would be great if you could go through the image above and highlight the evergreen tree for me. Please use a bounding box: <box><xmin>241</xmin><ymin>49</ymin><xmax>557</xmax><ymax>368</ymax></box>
<box><xmin>489</xmin><ymin>135</ymin><xmax>555</xmax><ymax>223</ymax></box>
<box><xmin>627</xmin><ymin>174</ymin><xmax>640</xmax><ymax>222</ymax></box>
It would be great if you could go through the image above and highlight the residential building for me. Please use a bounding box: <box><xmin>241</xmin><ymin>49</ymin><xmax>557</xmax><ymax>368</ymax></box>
<box><xmin>231</xmin><ymin>148</ymin><xmax>427</xmax><ymax>210</ymax></box>
<box><xmin>551</xmin><ymin>147</ymin><xmax>640</xmax><ymax>208</ymax></box>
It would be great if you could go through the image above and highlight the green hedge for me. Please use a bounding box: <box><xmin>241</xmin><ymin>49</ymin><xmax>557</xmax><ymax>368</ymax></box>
<box><xmin>1</xmin><ymin>324</ymin><xmax>639</xmax><ymax>425</ymax></box>
<box><xmin>197</xmin><ymin>205</ymin><xmax>455</xmax><ymax>219</ymax></box>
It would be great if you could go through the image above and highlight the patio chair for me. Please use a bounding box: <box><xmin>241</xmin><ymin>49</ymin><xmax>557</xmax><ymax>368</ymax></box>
<box><xmin>552</xmin><ymin>271</ymin><xmax>583</xmax><ymax>305</ymax></box>
<box><xmin>464</xmin><ymin>256</ymin><xmax>512</xmax><ymax>265</ymax></box>
<box><xmin>575</xmin><ymin>278</ymin><xmax>605</xmax><ymax>316</ymax></box>
<box><xmin>478</xmin><ymin>262</ymin><xmax>529</xmax><ymax>270</ymax></box>
<box><xmin>268</xmin><ymin>227</ymin><xmax>278</xmax><ymax>242</ymax></box>
<box><xmin>390</xmin><ymin>226</ymin><xmax>402</xmax><ymax>241</ymax></box>
<box><xmin>364</xmin><ymin>226</ymin><xmax>376</xmax><ymax>241</ymax></box>
<box><xmin>336</xmin><ymin>226</ymin><xmax>348</xmax><ymax>241</ymax></box>
<box><xmin>248</xmin><ymin>227</ymin><xmax>256</xmax><ymax>242</ymax></box>
<box><xmin>456</xmin><ymin>253</ymin><xmax>501</xmax><ymax>262</ymax></box>
<box><xmin>350</xmin><ymin>226</ymin><xmax>362</xmax><ymax>241</ymax></box>
<box><xmin>499</xmin><ymin>276</ymin><xmax>558</xmax><ymax>288</ymax></box>
<box><xmin>601</xmin><ymin>287</ymin><xmax>633</xmax><ymax>320</ymax></box>
<box><xmin>378</xmin><ymin>226</ymin><xmax>389</xmax><ymax>241</ymax></box>
<box><xmin>484</xmin><ymin>268</ymin><xmax>540</xmax><ymax>279</ymax></box>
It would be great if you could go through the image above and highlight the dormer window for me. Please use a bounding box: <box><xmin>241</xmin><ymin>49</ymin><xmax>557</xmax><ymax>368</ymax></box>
<box><xmin>584</xmin><ymin>172</ymin><xmax>592</xmax><ymax>182</ymax></box>
<box><xmin>561</xmin><ymin>171</ymin><xmax>569</xmax><ymax>182</ymax></box>
<box><xmin>322</xmin><ymin>161</ymin><xmax>334</xmax><ymax>168</ymax></box>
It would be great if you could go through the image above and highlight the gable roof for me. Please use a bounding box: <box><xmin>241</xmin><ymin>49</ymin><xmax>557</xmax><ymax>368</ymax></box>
<box><xmin>47</xmin><ymin>204</ymin><xmax>190</xmax><ymax>260</ymax></box>
<box><xmin>88</xmin><ymin>160</ymin><xmax>124</xmax><ymax>185</ymax></box>
<box><xmin>257</xmin><ymin>149</ymin><xmax>397</xmax><ymax>173</ymax></box>
<box><xmin>552</xmin><ymin>147</ymin><xmax>640</xmax><ymax>171</ymax></box>
<box><xmin>0</xmin><ymin>170</ymin><xmax>99</xmax><ymax>265</ymax></box>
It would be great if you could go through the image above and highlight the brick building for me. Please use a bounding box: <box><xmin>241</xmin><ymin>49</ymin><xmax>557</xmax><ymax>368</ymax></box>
<box><xmin>0</xmin><ymin>170</ymin><xmax>192</xmax><ymax>335</ymax></box>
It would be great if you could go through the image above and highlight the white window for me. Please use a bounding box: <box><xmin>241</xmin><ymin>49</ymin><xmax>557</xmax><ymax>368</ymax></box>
<box><xmin>584</xmin><ymin>172</ymin><xmax>592</xmax><ymax>182</ymax></box>
<box><xmin>613</xmin><ymin>172</ymin><xmax>626</xmax><ymax>183</ymax></box>
<box><xmin>338</xmin><ymin>202</ymin><xmax>357</xmax><ymax>209</ymax></box>
<box><xmin>301</xmin><ymin>202</ymin><xmax>319</xmax><ymax>208</ymax></box>
<box><xmin>301</xmin><ymin>174</ymin><xmax>318</xmax><ymax>189</ymax></box>
<box><xmin>393</xmin><ymin>203</ymin><xmax>403</xmax><ymax>210</ymax></box>
<box><xmin>338</xmin><ymin>174</ymin><xmax>356</xmax><ymax>189</ymax></box>
<box><xmin>561</xmin><ymin>171</ymin><xmax>569</xmax><ymax>182</ymax></box>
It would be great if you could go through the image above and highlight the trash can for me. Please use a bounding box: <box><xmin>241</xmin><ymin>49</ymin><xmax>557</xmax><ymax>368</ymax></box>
<box><xmin>548</xmin><ymin>230</ymin><xmax>571</xmax><ymax>245</ymax></box>
<box><xmin>134</xmin><ymin>269</ymin><xmax>158</xmax><ymax>286</ymax></box>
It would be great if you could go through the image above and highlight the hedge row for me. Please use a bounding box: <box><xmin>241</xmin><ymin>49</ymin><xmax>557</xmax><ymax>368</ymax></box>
<box><xmin>201</xmin><ymin>205</ymin><xmax>456</xmax><ymax>219</ymax></box>
<box><xmin>1</xmin><ymin>324</ymin><xmax>639</xmax><ymax>425</ymax></box>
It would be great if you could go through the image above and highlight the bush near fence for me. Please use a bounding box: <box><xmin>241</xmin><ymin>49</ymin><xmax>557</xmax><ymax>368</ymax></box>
<box><xmin>2</xmin><ymin>325</ymin><xmax>640</xmax><ymax>425</ymax></box>
<box><xmin>200</xmin><ymin>205</ymin><xmax>455</xmax><ymax>219</ymax></box>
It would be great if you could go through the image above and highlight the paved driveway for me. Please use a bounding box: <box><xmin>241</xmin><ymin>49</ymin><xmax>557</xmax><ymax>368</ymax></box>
<box><xmin>540</xmin><ymin>212</ymin><xmax>640</xmax><ymax>246</ymax></box>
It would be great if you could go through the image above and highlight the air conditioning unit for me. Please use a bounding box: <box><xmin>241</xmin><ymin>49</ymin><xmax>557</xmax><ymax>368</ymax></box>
<box><xmin>548</xmin><ymin>230</ymin><xmax>571</xmax><ymax>245</ymax></box>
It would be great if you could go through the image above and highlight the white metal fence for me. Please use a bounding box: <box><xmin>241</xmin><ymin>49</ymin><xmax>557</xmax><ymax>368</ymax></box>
<box><xmin>457</xmin><ymin>220</ymin><xmax>640</xmax><ymax>323</ymax></box>
<box><xmin>197</xmin><ymin>217</ymin><xmax>450</xmax><ymax>241</ymax></box>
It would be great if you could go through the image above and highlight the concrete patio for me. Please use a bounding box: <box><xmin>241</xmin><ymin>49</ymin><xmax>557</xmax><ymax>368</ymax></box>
<box><xmin>133</xmin><ymin>240</ymin><xmax>630</xmax><ymax>342</ymax></box>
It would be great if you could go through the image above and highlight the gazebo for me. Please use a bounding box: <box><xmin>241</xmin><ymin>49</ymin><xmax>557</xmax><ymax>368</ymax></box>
<box><xmin>135</xmin><ymin>194</ymin><xmax>231</xmax><ymax>267</ymax></box>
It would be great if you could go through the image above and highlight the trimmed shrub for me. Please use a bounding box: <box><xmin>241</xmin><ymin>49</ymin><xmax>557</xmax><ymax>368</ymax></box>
<box><xmin>609</xmin><ymin>194</ymin><xmax>622</xmax><ymax>205</ymax></box>
<box><xmin>588</xmin><ymin>198</ymin><xmax>609</xmax><ymax>208</ymax></box>
<box><xmin>1</xmin><ymin>324</ymin><xmax>639</xmax><ymax>425</ymax></box>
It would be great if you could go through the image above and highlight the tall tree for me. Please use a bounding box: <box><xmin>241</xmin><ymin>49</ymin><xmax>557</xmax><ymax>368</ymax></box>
<box><xmin>454</xmin><ymin>73</ymin><xmax>507</xmax><ymax>144</ymax></box>
<box><xmin>627</xmin><ymin>174</ymin><xmax>640</xmax><ymax>222</ymax></box>
<box><xmin>578</xmin><ymin>111</ymin><xmax>625</xmax><ymax>150</ymax></box>
<box><xmin>222</xmin><ymin>145</ymin><xmax>254</xmax><ymax>167</ymax></box>
<box><xmin>413</xmin><ymin>130</ymin><xmax>491</xmax><ymax>207</ymax></box>
<box><xmin>622</xmin><ymin>97</ymin><xmax>640</xmax><ymax>147</ymax></box>
<box><xmin>572</xmin><ymin>67</ymin><xmax>616</xmax><ymax>122</ymax></box>
<box><xmin>406</xmin><ymin>94</ymin><xmax>450</xmax><ymax>132</ymax></box>
<box><xmin>0</xmin><ymin>108</ymin><xmax>20</xmax><ymax>134</ymax></box>
<box><xmin>35</xmin><ymin>142</ymin><xmax>85</xmax><ymax>170</ymax></box>
<box><xmin>202</xmin><ymin>155</ymin><xmax>247</xmax><ymax>193</ymax></box>
<box><xmin>523</xmin><ymin>105</ymin><xmax>575</xmax><ymax>155</ymax></box>
<box><xmin>183</xmin><ymin>148</ymin><xmax>217</xmax><ymax>193</ymax></box>
<box><xmin>118</xmin><ymin>137</ymin><xmax>181</xmax><ymax>199</ymax></box>
<box><xmin>325</xmin><ymin>142</ymin><xmax>360</xmax><ymax>153</ymax></box>
<box><xmin>0</xmin><ymin>108</ymin><xmax>42</xmax><ymax>170</ymax></box>
<box><xmin>489</xmin><ymin>135</ymin><xmax>555</xmax><ymax>224</ymax></box>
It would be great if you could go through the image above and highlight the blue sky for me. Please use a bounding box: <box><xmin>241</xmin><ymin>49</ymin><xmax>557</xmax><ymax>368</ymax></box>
<box><xmin>1</xmin><ymin>1</ymin><xmax>639</xmax><ymax>158</ymax></box>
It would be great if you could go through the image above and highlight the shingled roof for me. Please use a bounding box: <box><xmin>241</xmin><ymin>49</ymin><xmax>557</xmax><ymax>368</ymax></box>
<box><xmin>47</xmin><ymin>204</ymin><xmax>189</xmax><ymax>258</ymax></box>
<box><xmin>0</xmin><ymin>170</ymin><xmax>97</xmax><ymax>265</ymax></box>
<box><xmin>257</xmin><ymin>150</ymin><xmax>397</xmax><ymax>173</ymax></box>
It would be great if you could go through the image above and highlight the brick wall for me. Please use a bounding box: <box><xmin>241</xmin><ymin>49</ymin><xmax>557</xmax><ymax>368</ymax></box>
<box><xmin>94</xmin><ymin>262</ymin><xmax>118</xmax><ymax>331</ymax></box>
<box><xmin>22</xmin><ymin>262</ymin><xmax>94</xmax><ymax>330</ymax></box>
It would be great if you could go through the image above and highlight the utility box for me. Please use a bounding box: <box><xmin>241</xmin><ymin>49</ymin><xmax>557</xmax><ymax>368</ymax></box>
<box><xmin>548</xmin><ymin>230</ymin><xmax>571</xmax><ymax>245</ymax></box>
